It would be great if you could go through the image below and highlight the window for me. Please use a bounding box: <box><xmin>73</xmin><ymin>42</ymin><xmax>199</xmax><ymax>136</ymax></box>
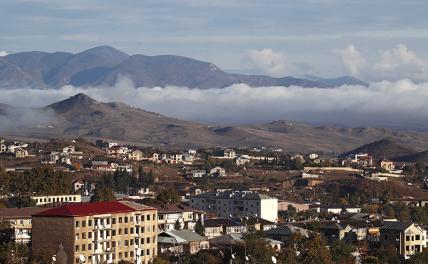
<box><xmin>147</xmin><ymin>214</ymin><xmax>150</xmax><ymax>221</ymax></box>
<box><xmin>88</xmin><ymin>232</ymin><xmax>92</xmax><ymax>238</ymax></box>
<box><xmin>125</xmin><ymin>217</ymin><xmax>128</xmax><ymax>223</ymax></box>
<box><xmin>146</xmin><ymin>249</ymin><xmax>150</xmax><ymax>256</ymax></box>
<box><xmin>82</xmin><ymin>220</ymin><xmax>86</xmax><ymax>227</ymax></box>
<box><xmin>112</xmin><ymin>218</ymin><xmax>116</xmax><ymax>224</ymax></box>
<box><xmin>146</xmin><ymin>237</ymin><xmax>150</xmax><ymax>243</ymax></box>
<box><xmin>112</xmin><ymin>230</ymin><xmax>116</xmax><ymax>236</ymax></box>
<box><xmin>88</xmin><ymin>244</ymin><xmax>92</xmax><ymax>250</ymax></box>
<box><xmin>406</xmin><ymin>235</ymin><xmax>410</xmax><ymax>241</ymax></box>
<box><xmin>119</xmin><ymin>229</ymin><xmax>122</xmax><ymax>235</ymax></box>
<box><xmin>82</xmin><ymin>245</ymin><xmax>86</xmax><ymax>251</ymax></box>
<box><xmin>416</xmin><ymin>235</ymin><xmax>421</xmax><ymax>240</ymax></box>
<box><xmin>88</xmin><ymin>220</ymin><xmax>92</xmax><ymax>226</ymax></box>
<box><xmin>124</xmin><ymin>252</ymin><xmax>128</xmax><ymax>258</ymax></box>
<box><xmin>75</xmin><ymin>245</ymin><xmax>79</xmax><ymax>252</ymax></box>
<box><xmin>119</xmin><ymin>217</ymin><xmax>122</xmax><ymax>223</ymax></box>
<box><xmin>124</xmin><ymin>228</ymin><xmax>128</xmax><ymax>235</ymax></box>
<box><xmin>82</xmin><ymin>233</ymin><xmax>86</xmax><ymax>239</ymax></box>
<box><xmin>130</xmin><ymin>228</ymin><xmax>134</xmax><ymax>234</ymax></box>
<box><xmin>75</xmin><ymin>221</ymin><xmax>80</xmax><ymax>228</ymax></box>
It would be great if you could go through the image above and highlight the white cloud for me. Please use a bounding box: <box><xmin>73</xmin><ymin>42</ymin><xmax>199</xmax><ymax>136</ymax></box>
<box><xmin>0</xmin><ymin>51</ymin><xmax>8</xmax><ymax>56</ymax></box>
<box><xmin>372</xmin><ymin>44</ymin><xmax>428</xmax><ymax>81</ymax></box>
<box><xmin>1</xmin><ymin>77</ymin><xmax>428</xmax><ymax>129</ymax></box>
<box><xmin>336</xmin><ymin>44</ymin><xmax>428</xmax><ymax>81</ymax></box>
<box><xmin>248</xmin><ymin>49</ymin><xmax>289</xmax><ymax>77</ymax></box>
<box><xmin>335</xmin><ymin>45</ymin><xmax>366</xmax><ymax>76</ymax></box>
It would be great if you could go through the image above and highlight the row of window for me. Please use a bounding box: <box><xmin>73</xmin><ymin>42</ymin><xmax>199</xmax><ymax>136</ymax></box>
<box><xmin>34</xmin><ymin>196</ymin><xmax>78</xmax><ymax>203</ymax></box>
<box><xmin>75</xmin><ymin>214</ymin><xmax>156</xmax><ymax>228</ymax></box>
<box><xmin>74</xmin><ymin>249</ymin><xmax>154</xmax><ymax>264</ymax></box>
<box><xmin>75</xmin><ymin>237</ymin><xmax>156</xmax><ymax>252</ymax></box>
<box><xmin>75</xmin><ymin>226</ymin><xmax>157</xmax><ymax>240</ymax></box>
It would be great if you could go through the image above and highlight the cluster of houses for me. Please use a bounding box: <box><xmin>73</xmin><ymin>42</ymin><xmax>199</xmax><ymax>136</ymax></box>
<box><xmin>40</xmin><ymin>145</ymin><xmax>83</xmax><ymax>165</ymax></box>
<box><xmin>1</xmin><ymin>187</ymin><xmax>427</xmax><ymax>262</ymax></box>
<box><xmin>0</xmin><ymin>138</ymin><xmax>29</xmax><ymax>158</ymax></box>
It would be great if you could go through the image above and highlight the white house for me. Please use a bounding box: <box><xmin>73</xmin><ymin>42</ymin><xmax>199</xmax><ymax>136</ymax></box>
<box><xmin>190</xmin><ymin>170</ymin><xmax>206</xmax><ymax>178</ymax></box>
<box><xmin>209</xmin><ymin>166</ymin><xmax>226</xmax><ymax>177</ymax></box>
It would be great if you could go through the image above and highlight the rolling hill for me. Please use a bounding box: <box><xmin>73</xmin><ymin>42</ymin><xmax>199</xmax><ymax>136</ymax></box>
<box><xmin>2</xmin><ymin>93</ymin><xmax>428</xmax><ymax>153</ymax></box>
<box><xmin>343</xmin><ymin>139</ymin><xmax>418</xmax><ymax>160</ymax></box>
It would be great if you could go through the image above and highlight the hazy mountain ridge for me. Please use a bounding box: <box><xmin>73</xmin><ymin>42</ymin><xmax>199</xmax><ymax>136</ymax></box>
<box><xmin>0</xmin><ymin>46</ymin><xmax>366</xmax><ymax>89</ymax></box>
<box><xmin>2</xmin><ymin>93</ymin><xmax>428</xmax><ymax>152</ymax></box>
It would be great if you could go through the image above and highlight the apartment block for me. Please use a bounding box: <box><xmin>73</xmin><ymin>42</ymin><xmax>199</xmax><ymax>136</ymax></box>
<box><xmin>32</xmin><ymin>201</ymin><xmax>157</xmax><ymax>264</ymax></box>
<box><xmin>31</xmin><ymin>194</ymin><xmax>82</xmax><ymax>206</ymax></box>
<box><xmin>189</xmin><ymin>190</ymin><xmax>278</xmax><ymax>222</ymax></box>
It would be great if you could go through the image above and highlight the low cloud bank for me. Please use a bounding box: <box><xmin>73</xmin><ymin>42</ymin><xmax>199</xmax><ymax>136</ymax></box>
<box><xmin>1</xmin><ymin>77</ymin><xmax>428</xmax><ymax>130</ymax></box>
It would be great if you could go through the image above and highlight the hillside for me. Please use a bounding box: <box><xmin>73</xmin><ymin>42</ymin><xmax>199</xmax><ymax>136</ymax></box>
<box><xmin>396</xmin><ymin>150</ymin><xmax>428</xmax><ymax>163</ymax></box>
<box><xmin>0</xmin><ymin>46</ymin><xmax>365</xmax><ymax>89</ymax></box>
<box><xmin>2</xmin><ymin>94</ymin><xmax>428</xmax><ymax>152</ymax></box>
<box><xmin>343</xmin><ymin>139</ymin><xmax>417</xmax><ymax>160</ymax></box>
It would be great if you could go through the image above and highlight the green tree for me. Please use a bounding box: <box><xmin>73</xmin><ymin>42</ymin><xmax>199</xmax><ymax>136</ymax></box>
<box><xmin>194</xmin><ymin>218</ymin><xmax>205</xmax><ymax>237</ymax></box>
<box><xmin>156</xmin><ymin>189</ymin><xmax>181</xmax><ymax>205</ymax></box>
<box><xmin>174</xmin><ymin>219</ymin><xmax>182</xmax><ymax>230</ymax></box>
<box><xmin>287</xmin><ymin>204</ymin><xmax>297</xmax><ymax>220</ymax></box>
<box><xmin>330</xmin><ymin>240</ymin><xmax>355</xmax><ymax>263</ymax></box>
<box><xmin>91</xmin><ymin>186</ymin><xmax>115</xmax><ymax>202</ymax></box>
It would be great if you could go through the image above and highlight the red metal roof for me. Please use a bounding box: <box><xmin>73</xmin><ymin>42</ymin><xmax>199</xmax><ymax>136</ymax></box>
<box><xmin>33</xmin><ymin>201</ymin><xmax>135</xmax><ymax>217</ymax></box>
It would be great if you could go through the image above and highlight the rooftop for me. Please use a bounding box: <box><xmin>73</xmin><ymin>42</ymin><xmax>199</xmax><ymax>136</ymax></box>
<box><xmin>33</xmin><ymin>201</ymin><xmax>135</xmax><ymax>217</ymax></box>
<box><xmin>0</xmin><ymin>207</ymin><xmax>52</xmax><ymax>220</ymax></box>
<box><xmin>381</xmin><ymin>221</ymin><xmax>413</xmax><ymax>231</ymax></box>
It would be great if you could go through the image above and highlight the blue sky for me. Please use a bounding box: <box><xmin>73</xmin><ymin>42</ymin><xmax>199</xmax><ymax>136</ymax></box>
<box><xmin>1</xmin><ymin>0</ymin><xmax>428</xmax><ymax>80</ymax></box>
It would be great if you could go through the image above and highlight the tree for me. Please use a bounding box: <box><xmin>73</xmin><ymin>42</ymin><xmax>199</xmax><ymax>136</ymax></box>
<box><xmin>182</xmin><ymin>250</ymin><xmax>223</xmax><ymax>264</ymax></box>
<box><xmin>152</xmin><ymin>255</ymin><xmax>169</xmax><ymax>264</ymax></box>
<box><xmin>156</xmin><ymin>189</ymin><xmax>181</xmax><ymax>205</ymax></box>
<box><xmin>287</xmin><ymin>204</ymin><xmax>297</xmax><ymax>220</ymax></box>
<box><xmin>91</xmin><ymin>186</ymin><xmax>115</xmax><ymax>202</ymax></box>
<box><xmin>194</xmin><ymin>218</ymin><xmax>205</xmax><ymax>237</ymax></box>
<box><xmin>330</xmin><ymin>240</ymin><xmax>355</xmax><ymax>263</ymax></box>
<box><xmin>300</xmin><ymin>234</ymin><xmax>332</xmax><ymax>264</ymax></box>
<box><xmin>174</xmin><ymin>219</ymin><xmax>182</xmax><ymax>230</ymax></box>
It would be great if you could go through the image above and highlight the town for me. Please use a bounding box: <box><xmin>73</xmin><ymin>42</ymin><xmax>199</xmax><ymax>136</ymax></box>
<box><xmin>1</xmin><ymin>136</ymin><xmax>428</xmax><ymax>264</ymax></box>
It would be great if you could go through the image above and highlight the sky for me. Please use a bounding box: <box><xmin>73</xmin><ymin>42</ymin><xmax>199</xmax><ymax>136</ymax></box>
<box><xmin>1</xmin><ymin>0</ymin><xmax>428</xmax><ymax>80</ymax></box>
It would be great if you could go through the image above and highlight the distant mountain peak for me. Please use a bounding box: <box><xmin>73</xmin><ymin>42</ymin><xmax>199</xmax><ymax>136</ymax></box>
<box><xmin>79</xmin><ymin>45</ymin><xmax>129</xmax><ymax>57</ymax></box>
<box><xmin>47</xmin><ymin>93</ymin><xmax>98</xmax><ymax>112</ymax></box>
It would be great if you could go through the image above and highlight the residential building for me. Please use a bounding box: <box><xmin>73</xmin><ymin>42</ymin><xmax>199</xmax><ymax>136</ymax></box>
<box><xmin>31</xmin><ymin>194</ymin><xmax>82</xmax><ymax>206</ymax></box>
<box><xmin>158</xmin><ymin>230</ymin><xmax>209</xmax><ymax>255</ymax></box>
<box><xmin>380</xmin><ymin>159</ymin><xmax>395</xmax><ymax>171</ymax></box>
<box><xmin>32</xmin><ymin>201</ymin><xmax>158</xmax><ymax>264</ymax></box>
<box><xmin>209</xmin><ymin>166</ymin><xmax>226</xmax><ymax>177</ymax></box>
<box><xmin>15</xmin><ymin>148</ymin><xmax>29</xmax><ymax>158</ymax></box>
<box><xmin>189</xmin><ymin>190</ymin><xmax>278</xmax><ymax>222</ymax></box>
<box><xmin>0</xmin><ymin>143</ymin><xmax>6</xmax><ymax>153</ymax></box>
<box><xmin>236</xmin><ymin>155</ymin><xmax>251</xmax><ymax>166</ymax></box>
<box><xmin>153</xmin><ymin>204</ymin><xmax>204</xmax><ymax>232</ymax></box>
<box><xmin>128</xmin><ymin>150</ymin><xmax>144</xmax><ymax>161</ymax></box>
<box><xmin>380</xmin><ymin>222</ymin><xmax>427</xmax><ymax>257</ymax></box>
<box><xmin>266</xmin><ymin>224</ymin><xmax>311</xmax><ymax>242</ymax></box>
<box><xmin>204</xmin><ymin>219</ymin><xmax>246</xmax><ymax>238</ymax></box>
<box><xmin>189</xmin><ymin>170</ymin><xmax>206</xmax><ymax>178</ymax></box>
<box><xmin>0</xmin><ymin>207</ymin><xmax>51</xmax><ymax>244</ymax></box>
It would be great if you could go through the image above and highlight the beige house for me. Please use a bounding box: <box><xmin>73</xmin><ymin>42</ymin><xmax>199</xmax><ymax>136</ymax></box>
<box><xmin>158</xmin><ymin>230</ymin><xmax>209</xmax><ymax>255</ymax></box>
<box><xmin>32</xmin><ymin>201</ymin><xmax>158</xmax><ymax>264</ymax></box>
<box><xmin>0</xmin><ymin>207</ymin><xmax>51</xmax><ymax>244</ymax></box>
<box><xmin>380</xmin><ymin>159</ymin><xmax>395</xmax><ymax>171</ymax></box>
<box><xmin>15</xmin><ymin>148</ymin><xmax>28</xmax><ymax>158</ymax></box>
<box><xmin>128</xmin><ymin>150</ymin><xmax>144</xmax><ymax>161</ymax></box>
<box><xmin>380</xmin><ymin>222</ymin><xmax>427</xmax><ymax>257</ymax></box>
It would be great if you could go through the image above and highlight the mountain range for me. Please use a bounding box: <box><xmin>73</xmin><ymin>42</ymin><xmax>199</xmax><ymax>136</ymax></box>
<box><xmin>0</xmin><ymin>46</ymin><xmax>368</xmax><ymax>89</ymax></box>
<box><xmin>1</xmin><ymin>93</ymin><xmax>428</xmax><ymax>153</ymax></box>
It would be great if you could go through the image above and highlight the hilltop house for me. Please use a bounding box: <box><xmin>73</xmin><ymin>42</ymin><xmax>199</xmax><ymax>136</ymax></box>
<box><xmin>128</xmin><ymin>150</ymin><xmax>144</xmax><ymax>161</ymax></box>
<box><xmin>380</xmin><ymin>159</ymin><xmax>395</xmax><ymax>171</ymax></box>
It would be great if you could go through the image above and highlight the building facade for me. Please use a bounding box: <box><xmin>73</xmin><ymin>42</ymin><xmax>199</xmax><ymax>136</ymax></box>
<box><xmin>189</xmin><ymin>190</ymin><xmax>278</xmax><ymax>222</ymax></box>
<box><xmin>32</xmin><ymin>201</ymin><xmax>158</xmax><ymax>264</ymax></box>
